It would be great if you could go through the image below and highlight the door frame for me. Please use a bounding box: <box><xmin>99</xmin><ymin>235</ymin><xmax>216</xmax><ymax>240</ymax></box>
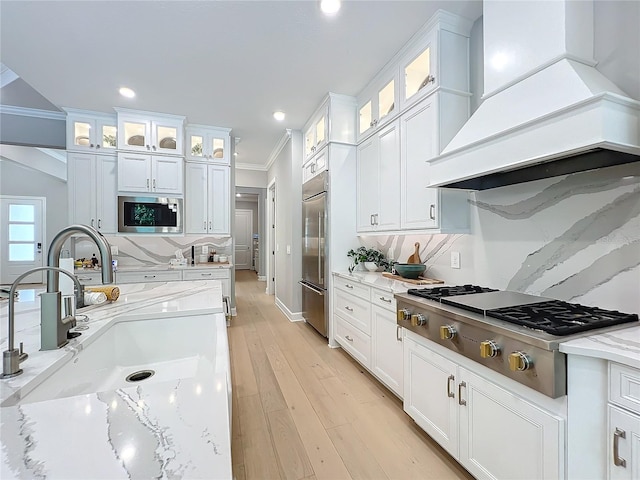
<box><xmin>266</xmin><ymin>178</ymin><xmax>276</xmax><ymax>295</ymax></box>
<box><xmin>0</xmin><ymin>195</ymin><xmax>47</xmax><ymax>285</ymax></box>
<box><xmin>234</xmin><ymin>208</ymin><xmax>253</xmax><ymax>270</ymax></box>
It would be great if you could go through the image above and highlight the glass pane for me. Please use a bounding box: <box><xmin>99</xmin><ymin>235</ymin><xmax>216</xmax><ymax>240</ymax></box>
<box><xmin>74</xmin><ymin>121</ymin><xmax>91</xmax><ymax>146</ymax></box>
<box><xmin>212</xmin><ymin>137</ymin><xmax>224</xmax><ymax>158</ymax></box>
<box><xmin>157</xmin><ymin>126</ymin><xmax>177</xmax><ymax>150</ymax></box>
<box><xmin>9</xmin><ymin>204</ymin><xmax>34</xmax><ymax>222</ymax></box>
<box><xmin>316</xmin><ymin>116</ymin><xmax>325</xmax><ymax>145</ymax></box>
<box><xmin>9</xmin><ymin>244</ymin><xmax>34</xmax><ymax>261</ymax></box>
<box><xmin>124</xmin><ymin>122</ymin><xmax>146</xmax><ymax>147</ymax></box>
<box><xmin>359</xmin><ymin>101</ymin><xmax>372</xmax><ymax>135</ymax></box>
<box><xmin>191</xmin><ymin>135</ymin><xmax>204</xmax><ymax>157</ymax></box>
<box><xmin>9</xmin><ymin>224</ymin><xmax>34</xmax><ymax>242</ymax></box>
<box><xmin>405</xmin><ymin>47</ymin><xmax>431</xmax><ymax>100</ymax></box>
<box><xmin>378</xmin><ymin>79</ymin><xmax>395</xmax><ymax>119</ymax></box>
<box><xmin>305</xmin><ymin>129</ymin><xmax>314</xmax><ymax>156</ymax></box>
<box><xmin>102</xmin><ymin>125</ymin><xmax>117</xmax><ymax>148</ymax></box>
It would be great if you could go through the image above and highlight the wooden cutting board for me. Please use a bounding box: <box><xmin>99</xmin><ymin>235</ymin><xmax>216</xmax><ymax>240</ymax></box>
<box><xmin>382</xmin><ymin>273</ymin><xmax>444</xmax><ymax>285</ymax></box>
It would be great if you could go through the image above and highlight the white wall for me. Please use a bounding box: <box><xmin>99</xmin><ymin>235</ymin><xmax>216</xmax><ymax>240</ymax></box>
<box><xmin>235</xmin><ymin>168</ymin><xmax>267</xmax><ymax>188</ymax></box>
<box><xmin>267</xmin><ymin>131</ymin><xmax>303</xmax><ymax>316</ymax></box>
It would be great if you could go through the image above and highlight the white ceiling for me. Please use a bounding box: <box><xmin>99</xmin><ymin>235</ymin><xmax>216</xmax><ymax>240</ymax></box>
<box><xmin>0</xmin><ymin>0</ymin><xmax>482</xmax><ymax>170</ymax></box>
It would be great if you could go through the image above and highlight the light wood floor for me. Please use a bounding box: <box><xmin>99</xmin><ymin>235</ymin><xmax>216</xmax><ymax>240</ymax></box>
<box><xmin>230</xmin><ymin>270</ymin><xmax>473</xmax><ymax>480</ymax></box>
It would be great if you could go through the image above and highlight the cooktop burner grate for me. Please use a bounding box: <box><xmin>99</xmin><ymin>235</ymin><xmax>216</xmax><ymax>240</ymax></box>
<box><xmin>486</xmin><ymin>300</ymin><xmax>639</xmax><ymax>336</ymax></box>
<box><xmin>407</xmin><ymin>284</ymin><xmax>498</xmax><ymax>301</ymax></box>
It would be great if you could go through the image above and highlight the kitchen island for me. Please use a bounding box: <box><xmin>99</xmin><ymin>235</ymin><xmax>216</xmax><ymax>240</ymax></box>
<box><xmin>0</xmin><ymin>280</ymin><xmax>232</xmax><ymax>479</ymax></box>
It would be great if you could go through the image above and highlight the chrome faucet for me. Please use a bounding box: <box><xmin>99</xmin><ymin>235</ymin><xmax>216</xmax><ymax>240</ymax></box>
<box><xmin>41</xmin><ymin>224</ymin><xmax>113</xmax><ymax>350</ymax></box>
<box><xmin>2</xmin><ymin>267</ymin><xmax>84</xmax><ymax>378</ymax></box>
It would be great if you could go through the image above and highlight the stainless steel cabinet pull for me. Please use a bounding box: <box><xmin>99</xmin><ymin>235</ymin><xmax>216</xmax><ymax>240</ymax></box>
<box><xmin>447</xmin><ymin>375</ymin><xmax>455</xmax><ymax>398</ymax></box>
<box><xmin>146</xmin><ymin>145</ymin><xmax>151</xmax><ymax>150</ymax></box>
<box><xmin>90</xmin><ymin>218</ymin><xmax>95</xmax><ymax>227</ymax></box>
<box><xmin>380</xmin><ymin>297</ymin><xmax>392</xmax><ymax>303</ymax></box>
<box><xmin>396</xmin><ymin>325</ymin><xmax>402</xmax><ymax>342</ymax></box>
<box><xmin>153</xmin><ymin>179</ymin><xmax>156</xmax><ymax>189</ymax></box>
<box><xmin>344</xmin><ymin>306</ymin><xmax>353</xmax><ymax>312</ymax></box>
<box><xmin>613</xmin><ymin>428</ymin><xmax>627</xmax><ymax>467</ymax></box>
<box><xmin>345</xmin><ymin>284</ymin><xmax>353</xmax><ymax>289</ymax></box>
<box><xmin>96</xmin><ymin>144</ymin><xmax>100</xmax><ymax>149</ymax></box>
<box><xmin>143</xmin><ymin>275</ymin><xmax>156</xmax><ymax>279</ymax></box>
<box><xmin>375</xmin><ymin>214</ymin><xmax>379</xmax><ymax>225</ymax></box>
<box><xmin>204</xmin><ymin>221</ymin><xmax>207</xmax><ymax>230</ymax></box>
<box><xmin>201</xmin><ymin>273</ymin><xmax>212</xmax><ymax>276</ymax></box>
<box><xmin>429</xmin><ymin>204</ymin><xmax>436</xmax><ymax>220</ymax></box>
<box><xmin>90</xmin><ymin>143</ymin><xmax>95</xmax><ymax>148</ymax></box>
<box><xmin>370</xmin><ymin>214</ymin><xmax>374</xmax><ymax>225</ymax></box>
<box><xmin>98</xmin><ymin>219</ymin><xmax>102</xmax><ymax>228</ymax></box>
<box><xmin>146</xmin><ymin>178</ymin><xmax>150</xmax><ymax>188</ymax></box>
<box><xmin>345</xmin><ymin>335</ymin><xmax>353</xmax><ymax>342</ymax></box>
<box><xmin>209</xmin><ymin>221</ymin><xmax>212</xmax><ymax>230</ymax></box>
<box><xmin>458</xmin><ymin>381</ymin><xmax>467</xmax><ymax>405</ymax></box>
<box><xmin>152</xmin><ymin>145</ymin><xmax>157</xmax><ymax>151</ymax></box>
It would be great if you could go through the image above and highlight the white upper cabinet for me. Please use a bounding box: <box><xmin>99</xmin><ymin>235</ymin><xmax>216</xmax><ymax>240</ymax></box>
<box><xmin>357</xmin><ymin>71</ymin><xmax>399</xmax><ymax>142</ymax></box>
<box><xmin>186</xmin><ymin>125</ymin><xmax>231</xmax><ymax>164</ymax></box>
<box><xmin>303</xmin><ymin>93</ymin><xmax>357</xmax><ymax>162</ymax></box>
<box><xmin>115</xmin><ymin>108</ymin><xmax>185</xmax><ymax>155</ymax></box>
<box><xmin>117</xmin><ymin>152</ymin><xmax>183</xmax><ymax>195</ymax></box>
<box><xmin>64</xmin><ymin>109</ymin><xmax>117</xmax><ymax>153</ymax></box>
<box><xmin>185</xmin><ymin>163</ymin><xmax>230</xmax><ymax>235</ymax></box>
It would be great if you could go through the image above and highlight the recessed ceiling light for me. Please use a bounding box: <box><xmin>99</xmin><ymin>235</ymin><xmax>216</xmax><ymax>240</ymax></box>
<box><xmin>119</xmin><ymin>87</ymin><xmax>136</xmax><ymax>98</ymax></box>
<box><xmin>273</xmin><ymin>111</ymin><xmax>285</xmax><ymax>121</ymax></box>
<box><xmin>320</xmin><ymin>0</ymin><xmax>341</xmax><ymax>15</ymax></box>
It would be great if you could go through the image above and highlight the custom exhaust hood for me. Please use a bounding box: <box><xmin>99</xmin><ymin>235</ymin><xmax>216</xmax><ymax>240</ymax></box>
<box><xmin>428</xmin><ymin>0</ymin><xmax>640</xmax><ymax>190</ymax></box>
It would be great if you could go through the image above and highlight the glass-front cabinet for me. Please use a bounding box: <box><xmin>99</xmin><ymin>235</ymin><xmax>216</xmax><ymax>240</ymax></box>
<box><xmin>186</xmin><ymin>125</ymin><xmax>231</xmax><ymax>165</ymax></box>
<box><xmin>357</xmin><ymin>73</ymin><xmax>398</xmax><ymax>142</ymax></box>
<box><xmin>304</xmin><ymin>110</ymin><xmax>327</xmax><ymax>160</ymax></box>
<box><xmin>115</xmin><ymin>108</ymin><xmax>185</xmax><ymax>155</ymax></box>
<box><xmin>399</xmin><ymin>30</ymin><xmax>437</xmax><ymax>109</ymax></box>
<box><xmin>64</xmin><ymin>109</ymin><xmax>117</xmax><ymax>152</ymax></box>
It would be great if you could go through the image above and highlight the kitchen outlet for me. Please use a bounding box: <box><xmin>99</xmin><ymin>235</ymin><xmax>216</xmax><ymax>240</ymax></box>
<box><xmin>201</xmin><ymin>246</ymin><xmax>208</xmax><ymax>254</ymax></box>
<box><xmin>450</xmin><ymin>251</ymin><xmax>460</xmax><ymax>269</ymax></box>
<box><xmin>110</xmin><ymin>246</ymin><xmax>119</xmax><ymax>256</ymax></box>
<box><xmin>286</xmin><ymin>245</ymin><xmax>291</xmax><ymax>255</ymax></box>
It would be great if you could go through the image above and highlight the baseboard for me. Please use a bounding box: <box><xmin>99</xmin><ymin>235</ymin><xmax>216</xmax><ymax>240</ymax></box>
<box><xmin>257</xmin><ymin>275</ymin><xmax>266</xmax><ymax>281</ymax></box>
<box><xmin>275</xmin><ymin>297</ymin><xmax>304</xmax><ymax>322</ymax></box>
<box><xmin>231</xmin><ymin>307</ymin><xmax>237</xmax><ymax>316</ymax></box>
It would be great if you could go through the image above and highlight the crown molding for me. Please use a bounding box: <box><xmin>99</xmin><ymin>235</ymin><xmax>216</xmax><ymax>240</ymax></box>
<box><xmin>0</xmin><ymin>105</ymin><xmax>66</xmax><ymax>120</ymax></box>
<box><xmin>265</xmin><ymin>129</ymin><xmax>292</xmax><ymax>171</ymax></box>
<box><xmin>235</xmin><ymin>162</ymin><xmax>269</xmax><ymax>172</ymax></box>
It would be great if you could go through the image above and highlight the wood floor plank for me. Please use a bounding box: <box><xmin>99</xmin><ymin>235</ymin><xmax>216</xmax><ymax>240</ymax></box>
<box><xmin>267</xmin><ymin>408</ymin><xmax>314</xmax><ymax>480</ymax></box>
<box><xmin>237</xmin><ymin>393</ymin><xmax>282</xmax><ymax>480</ymax></box>
<box><xmin>326</xmin><ymin>423</ymin><xmax>389</xmax><ymax>480</ymax></box>
<box><xmin>229</xmin><ymin>325</ymin><xmax>259</xmax><ymax>398</ymax></box>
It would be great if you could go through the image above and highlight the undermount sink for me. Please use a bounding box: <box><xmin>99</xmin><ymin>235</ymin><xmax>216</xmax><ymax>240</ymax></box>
<box><xmin>2</xmin><ymin>314</ymin><xmax>222</xmax><ymax>407</ymax></box>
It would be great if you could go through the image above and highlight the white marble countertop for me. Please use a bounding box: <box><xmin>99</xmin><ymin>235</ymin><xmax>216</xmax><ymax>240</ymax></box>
<box><xmin>333</xmin><ymin>270</ymin><xmax>439</xmax><ymax>294</ymax></box>
<box><xmin>0</xmin><ymin>280</ymin><xmax>231</xmax><ymax>479</ymax></box>
<box><xmin>76</xmin><ymin>262</ymin><xmax>233</xmax><ymax>273</ymax></box>
<box><xmin>559</xmin><ymin>325</ymin><xmax>640</xmax><ymax>370</ymax></box>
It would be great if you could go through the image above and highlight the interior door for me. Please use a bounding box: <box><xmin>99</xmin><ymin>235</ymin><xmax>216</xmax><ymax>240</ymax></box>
<box><xmin>0</xmin><ymin>196</ymin><xmax>45</xmax><ymax>284</ymax></box>
<box><xmin>234</xmin><ymin>209</ymin><xmax>252</xmax><ymax>270</ymax></box>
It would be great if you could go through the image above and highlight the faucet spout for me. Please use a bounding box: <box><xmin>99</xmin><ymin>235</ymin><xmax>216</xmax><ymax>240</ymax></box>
<box><xmin>47</xmin><ymin>224</ymin><xmax>113</xmax><ymax>290</ymax></box>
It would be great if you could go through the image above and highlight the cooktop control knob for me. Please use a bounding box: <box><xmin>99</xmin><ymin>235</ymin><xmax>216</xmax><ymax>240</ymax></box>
<box><xmin>397</xmin><ymin>308</ymin><xmax>411</xmax><ymax>322</ymax></box>
<box><xmin>410</xmin><ymin>313</ymin><xmax>427</xmax><ymax>327</ymax></box>
<box><xmin>439</xmin><ymin>325</ymin><xmax>456</xmax><ymax>340</ymax></box>
<box><xmin>508</xmin><ymin>352</ymin><xmax>533</xmax><ymax>371</ymax></box>
<box><xmin>480</xmin><ymin>340</ymin><xmax>500</xmax><ymax>358</ymax></box>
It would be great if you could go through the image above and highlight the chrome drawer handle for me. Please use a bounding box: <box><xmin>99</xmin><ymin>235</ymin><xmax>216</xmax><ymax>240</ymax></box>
<box><xmin>613</xmin><ymin>428</ymin><xmax>627</xmax><ymax>467</ymax></box>
<box><xmin>344</xmin><ymin>306</ymin><xmax>353</xmax><ymax>312</ymax></box>
<box><xmin>458</xmin><ymin>381</ymin><xmax>467</xmax><ymax>406</ymax></box>
<box><xmin>396</xmin><ymin>325</ymin><xmax>402</xmax><ymax>342</ymax></box>
<box><xmin>447</xmin><ymin>375</ymin><xmax>455</xmax><ymax>398</ymax></box>
<box><xmin>143</xmin><ymin>275</ymin><xmax>156</xmax><ymax>279</ymax></box>
<box><xmin>345</xmin><ymin>335</ymin><xmax>353</xmax><ymax>342</ymax></box>
<box><xmin>380</xmin><ymin>296</ymin><xmax>392</xmax><ymax>303</ymax></box>
<box><xmin>201</xmin><ymin>273</ymin><xmax>212</xmax><ymax>276</ymax></box>
<box><xmin>345</xmin><ymin>284</ymin><xmax>354</xmax><ymax>289</ymax></box>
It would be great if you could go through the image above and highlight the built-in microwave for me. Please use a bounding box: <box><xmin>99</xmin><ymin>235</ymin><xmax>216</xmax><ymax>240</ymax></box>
<box><xmin>118</xmin><ymin>196</ymin><xmax>183</xmax><ymax>234</ymax></box>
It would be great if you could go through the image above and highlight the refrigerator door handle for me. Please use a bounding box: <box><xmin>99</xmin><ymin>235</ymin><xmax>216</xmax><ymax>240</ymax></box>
<box><xmin>318</xmin><ymin>211</ymin><xmax>323</xmax><ymax>285</ymax></box>
<box><xmin>299</xmin><ymin>281</ymin><xmax>325</xmax><ymax>296</ymax></box>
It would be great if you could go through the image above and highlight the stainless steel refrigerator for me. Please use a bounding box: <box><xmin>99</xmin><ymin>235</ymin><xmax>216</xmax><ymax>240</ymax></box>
<box><xmin>300</xmin><ymin>171</ymin><xmax>328</xmax><ymax>337</ymax></box>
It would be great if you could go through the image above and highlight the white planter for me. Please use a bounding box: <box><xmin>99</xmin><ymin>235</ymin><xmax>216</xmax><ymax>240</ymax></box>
<box><xmin>364</xmin><ymin>262</ymin><xmax>378</xmax><ymax>272</ymax></box>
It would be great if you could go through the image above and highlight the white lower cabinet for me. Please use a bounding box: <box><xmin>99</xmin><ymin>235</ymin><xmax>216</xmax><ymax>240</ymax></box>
<box><xmin>185</xmin><ymin>163</ymin><xmax>230</xmax><ymax>235</ymax></box>
<box><xmin>116</xmin><ymin>270</ymin><xmax>183</xmax><ymax>284</ymax></box>
<box><xmin>67</xmin><ymin>153</ymin><xmax>117</xmax><ymax>233</ymax></box>
<box><xmin>404</xmin><ymin>332</ymin><xmax>564</xmax><ymax>479</ymax></box>
<box><xmin>608</xmin><ymin>363</ymin><xmax>640</xmax><ymax>480</ymax></box>
<box><xmin>332</xmin><ymin>275</ymin><xmax>403</xmax><ymax>398</ymax></box>
<box><xmin>182</xmin><ymin>269</ymin><xmax>230</xmax><ymax>298</ymax></box>
<box><xmin>75</xmin><ymin>271</ymin><xmax>104</xmax><ymax>286</ymax></box>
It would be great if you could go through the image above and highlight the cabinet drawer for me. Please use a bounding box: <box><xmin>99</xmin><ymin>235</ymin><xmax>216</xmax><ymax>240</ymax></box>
<box><xmin>75</xmin><ymin>272</ymin><xmax>103</xmax><ymax>286</ymax></box>
<box><xmin>335</xmin><ymin>314</ymin><xmax>371</xmax><ymax>368</ymax></box>
<box><xmin>182</xmin><ymin>269</ymin><xmax>230</xmax><ymax>281</ymax></box>
<box><xmin>117</xmin><ymin>270</ymin><xmax>182</xmax><ymax>284</ymax></box>
<box><xmin>610</xmin><ymin>363</ymin><xmax>640</xmax><ymax>414</ymax></box>
<box><xmin>334</xmin><ymin>288</ymin><xmax>371</xmax><ymax>334</ymax></box>
<box><xmin>371</xmin><ymin>287</ymin><xmax>396</xmax><ymax>312</ymax></box>
<box><xmin>334</xmin><ymin>275</ymin><xmax>370</xmax><ymax>300</ymax></box>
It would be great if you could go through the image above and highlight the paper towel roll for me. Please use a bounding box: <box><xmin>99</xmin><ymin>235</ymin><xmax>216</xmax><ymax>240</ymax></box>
<box><xmin>86</xmin><ymin>286</ymin><xmax>120</xmax><ymax>301</ymax></box>
<box><xmin>84</xmin><ymin>291</ymin><xmax>107</xmax><ymax>305</ymax></box>
<box><xmin>59</xmin><ymin>258</ymin><xmax>76</xmax><ymax>296</ymax></box>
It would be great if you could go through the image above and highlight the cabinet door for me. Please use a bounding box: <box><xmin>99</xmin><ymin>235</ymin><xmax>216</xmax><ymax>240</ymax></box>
<box><xmin>401</xmin><ymin>98</ymin><xmax>439</xmax><ymax>229</ymax></box>
<box><xmin>152</xmin><ymin>156</ymin><xmax>183</xmax><ymax>194</ymax></box>
<box><xmin>120</xmin><ymin>118</ymin><xmax>152</xmax><ymax>152</ymax></box>
<box><xmin>459</xmin><ymin>368</ymin><xmax>564</xmax><ymax>480</ymax></box>
<box><xmin>372</xmin><ymin>305</ymin><xmax>403</xmax><ymax>397</ymax></box>
<box><xmin>67</xmin><ymin>153</ymin><xmax>97</xmax><ymax>227</ymax></box>
<box><xmin>186</xmin><ymin>127</ymin><xmax>207</xmax><ymax>161</ymax></box>
<box><xmin>404</xmin><ymin>335</ymin><xmax>459</xmax><ymax>457</ymax></box>
<box><xmin>356</xmin><ymin>136</ymin><xmax>379</xmax><ymax>232</ymax></box>
<box><xmin>358</xmin><ymin>97</ymin><xmax>374</xmax><ymax>140</ymax></box>
<box><xmin>96</xmin><ymin>119</ymin><xmax>118</xmax><ymax>151</ymax></box>
<box><xmin>207</xmin><ymin>132</ymin><xmax>229</xmax><ymax>165</ymax></box>
<box><xmin>95</xmin><ymin>156</ymin><xmax>117</xmax><ymax>233</ymax></box>
<box><xmin>152</xmin><ymin>120</ymin><xmax>182</xmax><ymax>155</ymax></box>
<box><xmin>376</xmin><ymin>120</ymin><xmax>401</xmax><ymax>231</ymax></box>
<box><xmin>68</xmin><ymin>118</ymin><xmax>96</xmax><ymax>152</ymax></box>
<box><xmin>377</xmin><ymin>75</ymin><xmax>398</xmax><ymax>129</ymax></box>
<box><xmin>208</xmin><ymin>165</ymin><xmax>230</xmax><ymax>235</ymax></box>
<box><xmin>185</xmin><ymin>163</ymin><xmax>208</xmax><ymax>234</ymax></box>
<box><xmin>609</xmin><ymin>405</ymin><xmax>640</xmax><ymax>480</ymax></box>
<box><xmin>304</xmin><ymin>125</ymin><xmax>315</xmax><ymax>159</ymax></box>
<box><xmin>400</xmin><ymin>30</ymin><xmax>437</xmax><ymax>109</ymax></box>
<box><xmin>117</xmin><ymin>152</ymin><xmax>151</xmax><ymax>192</ymax></box>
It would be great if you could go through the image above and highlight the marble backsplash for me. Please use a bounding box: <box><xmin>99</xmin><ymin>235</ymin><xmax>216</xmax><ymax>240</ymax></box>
<box><xmin>359</xmin><ymin>163</ymin><xmax>640</xmax><ymax>314</ymax></box>
<box><xmin>74</xmin><ymin>235</ymin><xmax>233</xmax><ymax>267</ymax></box>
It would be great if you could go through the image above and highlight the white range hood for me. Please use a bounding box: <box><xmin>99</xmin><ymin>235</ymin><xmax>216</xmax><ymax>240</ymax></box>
<box><xmin>428</xmin><ymin>0</ymin><xmax>640</xmax><ymax>190</ymax></box>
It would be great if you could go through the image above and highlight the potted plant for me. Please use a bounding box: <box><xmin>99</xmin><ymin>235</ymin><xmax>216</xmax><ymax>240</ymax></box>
<box><xmin>347</xmin><ymin>247</ymin><xmax>392</xmax><ymax>273</ymax></box>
